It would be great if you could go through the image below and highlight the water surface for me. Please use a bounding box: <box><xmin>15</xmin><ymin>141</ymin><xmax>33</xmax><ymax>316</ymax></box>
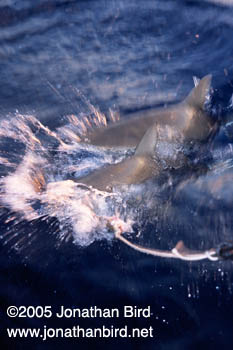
<box><xmin>1</xmin><ymin>1</ymin><xmax>233</xmax><ymax>349</ymax></box>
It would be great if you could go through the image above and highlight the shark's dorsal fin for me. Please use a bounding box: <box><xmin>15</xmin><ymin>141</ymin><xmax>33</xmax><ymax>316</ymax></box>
<box><xmin>135</xmin><ymin>123</ymin><xmax>183</xmax><ymax>157</ymax></box>
<box><xmin>184</xmin><ymin>74</ymin><xmax>212</xmax><ymax>110</ymax></box>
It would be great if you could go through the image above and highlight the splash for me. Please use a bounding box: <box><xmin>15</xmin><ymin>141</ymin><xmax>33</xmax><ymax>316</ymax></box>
<box><xmin>0</xmin><ymin>111</ymin><xmax>134</xmax><ymax>249</ymax></box>
<box><xmin>0</xmin><ymin>104</ymin><xmax>233</xmax><ymax>279</ymax></box>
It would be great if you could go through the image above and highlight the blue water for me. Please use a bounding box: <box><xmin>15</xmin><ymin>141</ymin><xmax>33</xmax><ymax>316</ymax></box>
<box><xmin>1</xmin><ymin>0</ymin><xmax>233</xmax><ymax>349</ymax></box>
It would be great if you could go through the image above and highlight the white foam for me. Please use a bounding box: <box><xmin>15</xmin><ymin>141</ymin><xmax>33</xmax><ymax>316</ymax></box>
<box><xmin>0</xmin><ymin>113</ymin><xmax>136</xmax><ymax>248</ymax></box>
<box><xmin>2</xmin><ymin>152</ymin><xmax>45</xmax><ymax>220</ymax></box>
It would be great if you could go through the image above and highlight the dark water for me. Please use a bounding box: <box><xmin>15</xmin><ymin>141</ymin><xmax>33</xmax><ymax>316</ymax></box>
<box><xmin>1</xmin><ymin>0</ymin><xmax>233</xmax><ymax>349</ymax></box>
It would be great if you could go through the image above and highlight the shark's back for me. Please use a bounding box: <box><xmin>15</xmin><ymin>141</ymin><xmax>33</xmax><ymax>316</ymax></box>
<box><xmin>85</xmin><ymin>107</ymin><xmax>173</xmax><ymax>148</ymax></box>
<box><xmin>84</xmin><ymin>75</ymin><xmax>214</xmax><ymax>148</ymax></box>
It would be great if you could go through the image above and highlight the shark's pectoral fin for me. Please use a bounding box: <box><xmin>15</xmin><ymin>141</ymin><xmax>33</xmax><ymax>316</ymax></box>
<box><xmin>184</xmin><ymin>74</ymin><xmax>212</xmax><ymax>110</ymax></box>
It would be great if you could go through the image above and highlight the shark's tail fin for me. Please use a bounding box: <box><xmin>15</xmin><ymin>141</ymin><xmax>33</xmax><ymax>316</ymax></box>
<box><xmin>184</xmin><ymin>74</ymin><xmax>212</xmax><ymax>110</ymax></box>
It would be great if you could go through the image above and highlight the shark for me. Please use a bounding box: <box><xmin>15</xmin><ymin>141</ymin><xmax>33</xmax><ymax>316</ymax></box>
<box><xmin>76</xmin><ymin>75</ymin><xmax>219</xmax><ymax>191</ymax></box>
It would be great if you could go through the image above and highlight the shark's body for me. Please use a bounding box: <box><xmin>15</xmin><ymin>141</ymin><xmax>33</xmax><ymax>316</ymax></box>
<box><xmin>77</xmin><ymin>75</ymin><xmax>218</xmax><ymax>191</ymax></box>
<box><xmin>85</xmin><ymin>75</ymin><xmax>215</xmax><ymax>148</ymax></box>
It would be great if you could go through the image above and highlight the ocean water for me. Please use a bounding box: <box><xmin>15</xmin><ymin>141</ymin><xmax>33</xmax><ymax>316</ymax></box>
<box><xmin>1</xmin><ymin>0</ymin><xmax>233</xmax><ymax>349</ymax></box>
